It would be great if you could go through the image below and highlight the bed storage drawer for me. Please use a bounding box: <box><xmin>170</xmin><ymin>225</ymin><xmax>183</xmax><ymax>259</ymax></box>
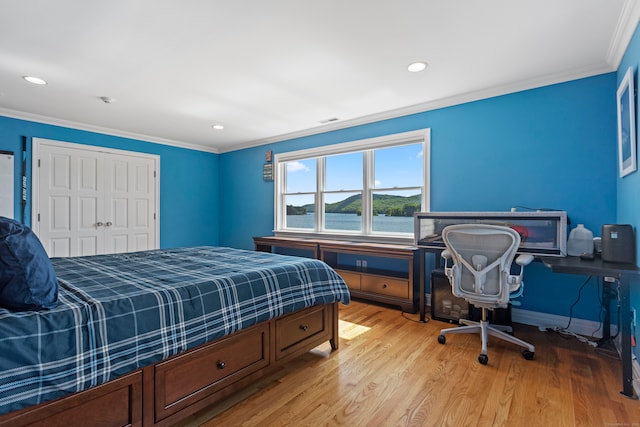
<box><xmin>275</xmin><ymin>304</ymin><xmax>333</xmax><ymax>360</ymax></box>
<box><xmin>153</xmin><ymin>322</ymin><xmax>270</xmax><ymax>422</ymax></box>
<box><xmin>0</xmin><ymin>370</ymin><xmax>142</xmax><ymax>427</ymax></box>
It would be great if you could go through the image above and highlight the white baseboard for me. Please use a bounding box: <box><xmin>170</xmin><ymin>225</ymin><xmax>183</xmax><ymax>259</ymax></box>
<box><xmin>511</xmin><ymin>307</ymin><xmax>617</xmax><ymax>339</ymax></box>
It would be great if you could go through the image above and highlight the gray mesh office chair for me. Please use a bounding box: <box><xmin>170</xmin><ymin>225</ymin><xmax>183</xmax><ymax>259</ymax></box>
<box><xmin>437</xmin><ymin>224</ymin><xmax>535</xmax><ymax>364</ymax></box>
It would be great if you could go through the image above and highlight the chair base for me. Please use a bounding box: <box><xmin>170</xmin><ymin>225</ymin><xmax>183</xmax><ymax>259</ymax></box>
<box><xmin>438</xmin><ymin>317</ymin><xmax>535</xmax><ymax>364</ymax></box>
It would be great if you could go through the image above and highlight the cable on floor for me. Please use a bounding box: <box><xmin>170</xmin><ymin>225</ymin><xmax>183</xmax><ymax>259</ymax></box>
<box><xmin>401</xmin><ymin>309</ymin><xmax>429</xmax><ymax>323</ymax></box>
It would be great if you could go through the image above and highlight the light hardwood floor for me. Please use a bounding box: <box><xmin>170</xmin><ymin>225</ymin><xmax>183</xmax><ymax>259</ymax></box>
<box><xmin>178</xmin><ymin>300</ymin><xmax>640</xmax><ymax>427</ymax></box>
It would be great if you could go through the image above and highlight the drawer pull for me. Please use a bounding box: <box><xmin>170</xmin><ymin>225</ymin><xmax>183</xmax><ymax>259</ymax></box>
<box><xmin>382</xmin><ymin>283</ymin><xmax>388</xmax><ymax>288</ymax></box>
<box><xmin>216</xmin><ymin>361</ymin><xmax>226</xmax><ymax>370</ymax></box>
<box><xmin>300</xmin><ymin>324</ymin><xmax>309</xmax><ymax>332</ymax></box>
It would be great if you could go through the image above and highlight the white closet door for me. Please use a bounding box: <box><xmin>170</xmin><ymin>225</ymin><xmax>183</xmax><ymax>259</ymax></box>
<box><xmin>104</xmin><ymin>153</ymin><xmax>156</xmax><ymax>254</ymax></box>
<box><xmin>37</xmin><ymin>144</ymin><xmax>105</xmax><ymax>257</ymax></box>
<box><xmin>33</xmin><ymin>138</ymin><xmax>159</xmax><ymax>257</ymax></box>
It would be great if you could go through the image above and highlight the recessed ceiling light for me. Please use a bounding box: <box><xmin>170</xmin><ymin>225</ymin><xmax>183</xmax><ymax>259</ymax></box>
<box><xmin>23</xmin><ymin>76</ymin><xmax>47</xmax><ymax>85</ymax></box>
<box><xmin>407</xmin><ymin>62</ymin><xmax>428</xmax><ymax>73</ymax></box>
<box><xmin>212</xmin><ymin>124</ymin><xmax>224</xmax><ymax>130</ymax></box>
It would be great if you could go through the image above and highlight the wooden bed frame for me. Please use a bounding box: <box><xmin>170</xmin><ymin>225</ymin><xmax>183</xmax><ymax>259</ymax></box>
<box><xmin>0</xmin><ymin>302</ymin><xmax>339</xmax><ymax>427</ymax></box>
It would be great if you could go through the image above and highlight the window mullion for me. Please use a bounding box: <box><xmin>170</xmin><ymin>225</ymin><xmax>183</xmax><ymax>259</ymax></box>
<box><xmin>317</xmin><ymin>157</ymin><xmax>325</xmax><ymax>232</ymax></box>
<box><xmin>374</xmin><ymin>186</ymin><xmax>422</xmax><ymax>192</ymax></box>
<box><xmin>422</xmin><ymin>130</ymin><xmax>431</xmax><ymax>212</ymax></box>
<box><xmin>362</xmin><ymin>150</ymin><xmax>373</xmax><ymax>235</ymax></box>
<box><xmin>275</xmin><ymin>161</ymin><xmax>285</xmax><ymax>230</ymax></box>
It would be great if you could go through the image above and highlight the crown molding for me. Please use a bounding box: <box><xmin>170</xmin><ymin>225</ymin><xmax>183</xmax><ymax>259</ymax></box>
<box><xmin>0</xmin><ymin>108</ymin><xmax>220</xmax><ymax>154</ymax></box>
<box><xmin>224</xmin><ymin>63</ymin><xmax>613</xmax><ymax>153</ymax></box>
<box><xmin>0</xmin><ymin>62</ymin><xmax>619</xmax><ymax>156</ymax></box>
<box><xmin>606</xmin><ymin>0</ymin><xmax>640</xmax><ymax>68</ymax></box>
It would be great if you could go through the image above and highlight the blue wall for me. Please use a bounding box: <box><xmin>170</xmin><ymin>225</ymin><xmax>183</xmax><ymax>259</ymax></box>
<box><xmin>0</xmin><ymin>116</ymin><xmax>220</xmax><ymax>247</ymax></box>
<box><xmin>220</xmin><ymin>73</ymin><xmax>618</xmax><ymax>323</ymax></box>
<box><xmin>616</xmin><ymin>23</ymin><xmax>640</xmax><ymax>360</ymax></box>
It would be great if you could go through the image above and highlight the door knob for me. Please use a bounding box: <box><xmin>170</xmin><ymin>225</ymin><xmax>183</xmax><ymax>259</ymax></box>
<box><xmin>96</xmin><ymin>222</ymin><xmax>104</xmax><ymax>227</ymax></box>
<box><xmin>105</xmin><ymin>221</ymin><xmax>113</xmax><ymax>227</ymax></box>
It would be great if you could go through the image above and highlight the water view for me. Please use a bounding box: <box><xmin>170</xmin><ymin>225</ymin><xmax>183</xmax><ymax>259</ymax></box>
<box><xmin>286</xmin><ymin>212</ymin><xmax>413</xmax><ymax>233</ymax></box>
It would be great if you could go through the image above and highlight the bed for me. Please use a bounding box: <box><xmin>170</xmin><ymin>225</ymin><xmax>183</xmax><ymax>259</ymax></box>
<box><xmin>0</xmin><ymin>245</ymin><xmax>350</xmax><ymax>426</ymax></box>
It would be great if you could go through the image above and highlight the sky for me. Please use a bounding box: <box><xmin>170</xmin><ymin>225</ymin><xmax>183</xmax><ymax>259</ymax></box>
<box><xmin>285</xmin><ymin>142</ymin><xmax>423</xmax><ymax>206</ymax></box>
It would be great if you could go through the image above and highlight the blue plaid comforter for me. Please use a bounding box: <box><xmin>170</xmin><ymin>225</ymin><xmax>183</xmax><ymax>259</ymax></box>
<box><xmin>0</xmin><ymin>246</ymin><xmax>350</xmax><ymax>415</ymax></box>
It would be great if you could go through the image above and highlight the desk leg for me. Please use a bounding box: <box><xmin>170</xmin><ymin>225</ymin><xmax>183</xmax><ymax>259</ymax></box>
<box><xmin>419</xmin><ymin>250</ymin><xmax>426</xmax><ymax>323</ymax></box>
<box><xmin>602</xmin><ymin>280</ymin><xmax>612</xmax><ymax>341</ymax></box>
<box><xmin>619</xmin><ymin>275</ymin><xmax>635</xmax><ymax>398</ymax></box>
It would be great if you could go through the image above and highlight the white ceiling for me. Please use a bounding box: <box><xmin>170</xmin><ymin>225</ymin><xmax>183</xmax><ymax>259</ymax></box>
<box><xmin>1</xmin><ymin>0</ymin><xmax>639</xmax><ymax>153</ymax></box>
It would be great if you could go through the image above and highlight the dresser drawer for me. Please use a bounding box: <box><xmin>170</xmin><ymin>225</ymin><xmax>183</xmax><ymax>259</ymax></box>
<box><xmin>335</xmin><ymin>269</ymin><xmax>361</xmax><ymax>290</ymax></box>
<box><xmin>154</xmin><ymin>323</ymin><xmax>269</xmax><ymax>421</ymax></box>
<box><xmin>361</xmin><ymin>275</ymin><xmax>409</xmax><ymax>299</ymax></box>
<box><xmin>276</xmin><ymin>305</ymin><xmax>332</xmax><ymax>360</ymax></box>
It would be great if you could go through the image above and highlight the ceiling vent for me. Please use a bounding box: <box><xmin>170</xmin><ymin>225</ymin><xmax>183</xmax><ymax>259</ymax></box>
<box><xmin>319</xmin><ymin>117</ymin><xmax>339</xmax><ymax>124</ymax></box>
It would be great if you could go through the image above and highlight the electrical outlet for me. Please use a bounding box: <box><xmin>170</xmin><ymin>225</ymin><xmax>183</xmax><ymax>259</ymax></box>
<box><xmin>633</xmin><ymin>308</ymin><xmax>637</xmax><ymax>328</ymax></box>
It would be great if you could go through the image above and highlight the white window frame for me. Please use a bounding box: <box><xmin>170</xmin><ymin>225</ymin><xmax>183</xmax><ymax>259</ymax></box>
<box><xmin>274</xmin><ymin>128</ymin><xmax>430</xmax><ymax>244</ymax></box>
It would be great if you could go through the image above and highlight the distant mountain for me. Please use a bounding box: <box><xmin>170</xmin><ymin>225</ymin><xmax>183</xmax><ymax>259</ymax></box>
<box><xmin>296</xmin><ymin>193</ymin><xmax>420</xmax><ymax>217</ymax></box>
<box><xmin>286</xmin><ymin>205</ymin><xmax>307</xmax><ymax>215</ymax></box>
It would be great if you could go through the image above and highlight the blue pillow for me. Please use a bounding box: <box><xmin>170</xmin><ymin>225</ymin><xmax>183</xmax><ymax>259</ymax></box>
<box><xmin>0</xmin><ymin>217</ymin><xmax>58</xmax><ymax>311</ymax></box>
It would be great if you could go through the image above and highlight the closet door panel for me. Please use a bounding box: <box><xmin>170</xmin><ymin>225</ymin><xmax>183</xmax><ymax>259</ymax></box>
<box><xmin>104</xmin><ymin>154</ymin><xmax>156</xmax><ymax>254</ymax></box>
<box><xmin>37</xmin><ymin>145</ymin><xmax>104</xmax><ymax>257</ymax></box>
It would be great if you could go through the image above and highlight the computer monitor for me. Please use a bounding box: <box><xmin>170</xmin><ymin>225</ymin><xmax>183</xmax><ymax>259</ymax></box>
<box><xmin>414</xmin><ymin>211</ymin><xmax>568</xmax><ymax>257</ymax></box>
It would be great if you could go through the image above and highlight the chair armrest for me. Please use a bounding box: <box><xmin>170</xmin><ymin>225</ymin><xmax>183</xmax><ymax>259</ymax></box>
<box><xmin>441</xmin><ymin>250</ymin><xmax>453</xmax><ymax>276</ymax></box>
<box><xmin>515</xmin><ymin>254</ymin><xmax>534</xmax><ymax>266</ymax></box>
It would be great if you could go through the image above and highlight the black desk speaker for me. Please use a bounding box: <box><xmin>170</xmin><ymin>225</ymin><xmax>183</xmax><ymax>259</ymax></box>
<box><xmin>601</xmin><ymin>224</ymin><xmax>635</xmax><ymax>264</ymax></box>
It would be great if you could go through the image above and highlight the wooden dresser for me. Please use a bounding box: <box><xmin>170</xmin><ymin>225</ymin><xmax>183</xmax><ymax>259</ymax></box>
<box><xmin>254</xmin><ymin>236</ymin><xmax>422</xmax><ymax>313</ymax></box>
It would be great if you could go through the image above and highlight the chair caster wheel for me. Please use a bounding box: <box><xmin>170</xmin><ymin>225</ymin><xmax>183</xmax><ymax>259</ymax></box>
<box><xmin>478</xmin><ymin>354</ymin><xmax>488</xmax><ymax>365</ymax></box>
<box><xmin>522</xmin><ymin>350</ymin><xmax>535</xmax><ymax>360</ymax></box>
<box><xmin>437</xmin><ymin>335</ymin><xmax>446</xmax><ymax>344</ymax></box>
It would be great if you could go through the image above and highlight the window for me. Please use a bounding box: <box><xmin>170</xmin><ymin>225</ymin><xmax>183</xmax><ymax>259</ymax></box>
<box><xmin>283</xmin><ymin>158</ymin><xmax>316</xmax><ymax>230</ymax></box>
<box><xmin>324</xmin><ymin>152</ymin><xmax>363</xmax><ymax>232</ymax></box>
<box><xmin>274</xmin><ymin>129</ymin><xmax>430</xmax><ymax>243</ymax></box>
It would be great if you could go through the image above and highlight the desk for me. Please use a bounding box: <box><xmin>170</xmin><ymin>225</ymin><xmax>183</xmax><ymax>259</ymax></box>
<box><xmin>541</xmin><ymin>256</ymin><xmax>640</xmax><ymax>399</ymax></box>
